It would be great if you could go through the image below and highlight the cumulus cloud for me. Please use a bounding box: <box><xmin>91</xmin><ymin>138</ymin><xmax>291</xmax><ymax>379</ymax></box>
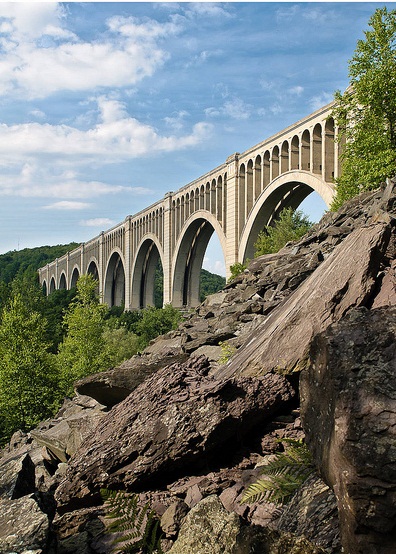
<box><xmin>0</xmin><ymin>6</ymin><xmax>181</xmax><ymax>99</ymax></box>
<box><xmin>80</xmin><ymin>218</ymin><xmax>115</xmax><ymax>227</ymax></box>
<box><xmin>0</xmin><ymin>97</ymin><xmax>213</xmax><ymax>160</ymax></box>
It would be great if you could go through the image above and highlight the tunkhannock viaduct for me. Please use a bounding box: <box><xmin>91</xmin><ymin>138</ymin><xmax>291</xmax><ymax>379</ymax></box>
<box><xmin>38</xmin><ymin>101</ymin><xmax>341</xmax><ymax>310</ymax></box>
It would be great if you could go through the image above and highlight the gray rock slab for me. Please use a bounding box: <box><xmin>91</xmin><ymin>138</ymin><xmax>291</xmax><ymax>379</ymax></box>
<box><xmin>0</xmin><ymin>495</ymin><xmax>49</xmax><ymax>553</ymax></box>
<box><xmin>216</xmin><ymin>222</ymin><xmax>391</xmax><ymax>379</ymax></box>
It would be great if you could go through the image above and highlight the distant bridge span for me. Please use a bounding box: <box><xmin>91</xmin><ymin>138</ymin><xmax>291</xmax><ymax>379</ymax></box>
<box><xmin>39</xmin><ymin>101</ymin><xmax>339</xmax><ymax>309</ymax></box>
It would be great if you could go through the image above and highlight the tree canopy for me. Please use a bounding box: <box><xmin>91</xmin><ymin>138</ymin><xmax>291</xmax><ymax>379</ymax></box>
<box><xmin>254</xmin><ymin>208</ymin><xmax>312</xmax><ymax>257</ymax></box>
<box><xmin>0</xmin><ymin>294</ymin><xmax>60</xmax><ymax>442</ymax></box>
<box><xmin>332</xmin><ymin>7</ymin><xmax>396</xmax><ymax>209</ymax></box>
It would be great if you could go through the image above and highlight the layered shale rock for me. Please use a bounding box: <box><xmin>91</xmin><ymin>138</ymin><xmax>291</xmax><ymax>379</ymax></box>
<box><xmin>55</xmin><ymin>355</ymin><xmax>296</xmax><ymax>512</ymax></box>
<box><xmin>301</xmin><ymin>306</ymin><xmax>396</xmax><ymax>553</ymax></box>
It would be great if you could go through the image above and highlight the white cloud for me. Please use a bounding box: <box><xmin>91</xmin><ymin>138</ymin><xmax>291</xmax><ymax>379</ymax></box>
<box><xmin>29</xmin><ymin>109</ymin><xmax>46</xmax><ymax>120</ymax></box>
<box><xmin>80</xmin><ymin>218</ymin><xmax>115</xmax><ymax>227</ymax></box>
<box><xmin>0</xmin><ymin>97</ymin><xmax>213</xmax><ymax>160</ymax></box>
<box><xmin>0</xmin><ymin>3</ymin><xmax>67</xmax><ymax>40</ymax></box>
<box><xmin>270</xmin><ymin>103</ymin><xmax>283</xmax><ymax>116</ymax></box>
<box><xmin>205</xmin><ymin>97</ymin><xmax>252</xmax><ymax>121</ymax></box>
<box><xmin>0</xmin><ymin>7</ymin><xmax>180</xmax><ymax>99</ymax></box>
<box><xmin>164</xmin><ymin>110</ymin><xmax>189</xmax><ymax>131</ymax></box>
<box><xmin>43</xmin><ymin>201</ymin><xmax>92</xmax><ymax>210</ymax></box>
<box><xmin>185</xmin><ymin>3</ymin><xmax>233</xmax><ymax>19</ymax></box>
<box><xmin>288</xmin><ymin>86</ymin><xmax>304</xmax><ymax>96</ymax></box>
<box><xmin>310</xmin><ymin>92</ymin><xmax>334</xmax><ymax>112</ymax></box>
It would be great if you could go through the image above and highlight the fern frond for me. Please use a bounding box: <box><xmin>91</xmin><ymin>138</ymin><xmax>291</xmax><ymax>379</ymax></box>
<box><xmin>241</xmin><ymin>439</ymin><xmax>315</xmax><ymax>505</ymax></box>
<box><xmin>101</xmin><ymin>488</ymin><xmax>164</xmax><ymax>554</ymax></box>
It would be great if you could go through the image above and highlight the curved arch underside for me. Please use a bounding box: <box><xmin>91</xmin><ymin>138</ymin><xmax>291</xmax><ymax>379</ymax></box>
<box><xmin>131</xmin><ymin>239</ymin><xmax>163</xmax><ymax>309</ymax></box>
<box><xmin>240</xmin><ymin>171</ymin><xmax>334</xmax><ymax>262</ymax></box>
<box><xmin>173</xmin><ymin>218</ymin><xmax>216</xmax><ymax>308</ymax></box>
<box><xmin>104</xmin><ymin>252</ymin><xmax>125</xmax><ymax>308</ymax></box>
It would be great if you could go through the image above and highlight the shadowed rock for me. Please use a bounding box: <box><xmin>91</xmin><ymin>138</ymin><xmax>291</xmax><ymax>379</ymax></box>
<box><xmin>301</xmin><ymin>306</ymin><xmax>396</xmax><ymax>554</ymax></box>
<box><xmin>55</xmin><ymin>355</ymin><xmax>296</xmax><ymax>513</ymax></box>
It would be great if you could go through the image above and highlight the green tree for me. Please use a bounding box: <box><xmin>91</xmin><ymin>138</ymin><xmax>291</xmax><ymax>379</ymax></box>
<box><xmin>332</xmin><ymin>7</ymin><xmax>396</xmax><ymax>209</ymax></box>
<box><xmin>228</xmin><ymin>262</ymin><xmax>248</xmax><ymax>282</ymax></box>
<box><xmin>0</xmin><ymin>294</ymin><xmax>60</xmax><ymax>444</ymax></box>
<box><xmin>57</xmin><ymin>274</ymin><xmax>110</xmax><ymax>393</ymax></box>
<box><xmin>134</xmin><ymin>304</ymin><xmax>182</xmax><ymax>350</ymax></box>
<box><xmin>254</xmin><ymin>208</ymin><xmax>312</xmax><ymax>256</ymax></box>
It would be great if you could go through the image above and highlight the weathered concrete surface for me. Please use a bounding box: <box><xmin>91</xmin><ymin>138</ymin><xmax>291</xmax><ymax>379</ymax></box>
<box><xmin>216</xmin><ymin>221</ymin><xmax>391</xmax><ymax>379</ymax></box>
<box><xmin>55</xmin><ymin>355</ymin><xmax>296</xmax><ymax>513</ymax></box>
<box><xmin>301</xmin><ymin>306</ymin><xmax>396</xmax><ymax>554</ymax></box>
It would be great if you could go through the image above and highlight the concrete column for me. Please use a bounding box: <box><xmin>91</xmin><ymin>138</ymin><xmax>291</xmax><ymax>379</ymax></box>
<box><xmin>225</xmin><ymin>153</ymin><xmax>240</xmax><ymax>278</ymax></box>
<box><xmin>334</xmin><ymin>125</ymin><xmax>340</xmax><ymax>180</ymax></box>
<box><xmin>162</xmin><ymin>192</ymin><xmax>173</xmax><ymax>305</ymax></box>
<box><xmin>124</xmin><ymin>218</ymin><xmax>132</xmax><ymax>310</ymax></box>
<box><xmin>66</xmin><ymin>252</ymin><xmax>69</xmax><ymax>290</ymax></box>
<box><xmin>80</xmin><ymin>244</ymin><xmax>85</xmax><ymax>277</ymax></box>
<box><xmin>99</xmin><ymin>232</ymin><xmax>104</xmax><ymax>302</ymax></box>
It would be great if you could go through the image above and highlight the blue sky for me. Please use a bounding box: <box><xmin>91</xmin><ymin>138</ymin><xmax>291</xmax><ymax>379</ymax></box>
<box><xmin>0</xmin><ymin>1</ymin><xmax>394</xmax><ymax>275</ymax></box>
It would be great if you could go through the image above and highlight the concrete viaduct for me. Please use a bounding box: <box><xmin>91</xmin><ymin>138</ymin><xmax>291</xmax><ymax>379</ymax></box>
<box><xmin>38</xmin><ymin>100</ymin><xmax>340</xmax><ymax>310</ymax></box>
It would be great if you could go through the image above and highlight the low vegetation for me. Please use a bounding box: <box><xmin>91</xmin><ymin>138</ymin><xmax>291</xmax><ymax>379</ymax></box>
<box><xmin>254</xmin><ymin>208</ymin><xmax>312</xmax><ymax>257</ymax></box>
<box><xmin>101</xmin><ymin>489</ymin><xmax>163</xmax><ymax>554</ymax></box>
<box><xmin>241</xmin><ymin>439</ymin><xmax>314</xmax><ymax>505</ymax></box>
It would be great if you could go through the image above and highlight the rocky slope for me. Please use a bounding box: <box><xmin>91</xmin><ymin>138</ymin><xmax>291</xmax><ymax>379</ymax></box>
<box><xmin>1</xmin><ymin>180</ymin><xmax>395</xmax><ymax>554</ymax></box>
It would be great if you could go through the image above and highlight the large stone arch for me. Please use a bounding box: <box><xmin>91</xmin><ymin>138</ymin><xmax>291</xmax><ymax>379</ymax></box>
<box><xmin>86</xmin><ymin>257</ymin><xmax>100</xmax><ymax>296</ymax></box>
<box><xmin>131</xmin><ymin>234</ymin><xmax>164</xmax><ymax>309</ymax></box>
<box><xmin>239</xmin><ymin>171</ymin><xmax>335</xmax><ymax>262</ymax></box>
<box><xmin>59</xmin><ymin>272</ymin><xmax>67</xmax><ymax>290</ymax></box>
<box><xmin>70</xmin><ymin>265</ymin><xmax>80</xmax><ymax>289</ymax></box>
<box><xmin>49</xmin><ymin>276</ymin><xmax>56</xmax><ymax>294</ymax></box>
<box><xmin>104</xmin><ymin>249</ymin><xmax>126</xmax><ymax>308</ymax></box>
<box><xmin>172</xmin><ymin>211</ymin><xmax>227</xmax><ymax>308</ymax></box>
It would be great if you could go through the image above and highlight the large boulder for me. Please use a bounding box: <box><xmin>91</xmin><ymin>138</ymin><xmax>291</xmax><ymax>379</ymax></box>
<box><xmin>75</xmin><ymin>341</ymin><xmax>188</xmax><ymax>407</ymax></box>
<box><xmin>301</xmin><ymin>306</ymin><xmax>396</xmax><ymax>553</ymax></box>
<box><xmin>217</xmin><ymin>221</ymin><xmax>392</xmax><ymax>379</ymax></box>
<box><xmin>55</xmin><ymin>355</ymin><xmax>296</xmax><ymax>513</ymax></box>
<box><xmin>168</xmin><ymin>495</ymin><xmax>241</xmax><ymax>554</ymax></box>
<box><xmin>168</xmin><ymin>495</ymin><xmax>328</xmax><ymax>554</ymax></box>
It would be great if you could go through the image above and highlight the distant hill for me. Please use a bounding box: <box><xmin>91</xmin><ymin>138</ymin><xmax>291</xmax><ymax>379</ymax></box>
<box><xmin>0</xmin><ymin>243</ymin><xmax>79</xmax><ymax>284</ymax></box>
